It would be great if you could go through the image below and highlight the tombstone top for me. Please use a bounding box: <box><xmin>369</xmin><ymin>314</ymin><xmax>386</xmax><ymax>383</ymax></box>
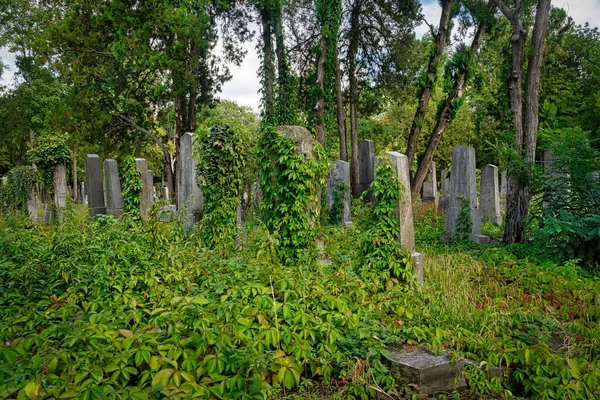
<box><xmin>276</xmin><ymin>126</ymin><xmax>316</xmax><ymax>157</ymax></box>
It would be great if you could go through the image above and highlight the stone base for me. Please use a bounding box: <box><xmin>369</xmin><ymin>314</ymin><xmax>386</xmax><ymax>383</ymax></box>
<box><xmin>411</xmin><ymin>252</ymin><xmax>424</xmax><ymax>284</ymax></box>
<box><xmin>90</xmin><ymin>207</ymin><xmax>107</xmax><ymax>217</ymax></box>
<box><xmin>485</xmin><ymin>214</ymin><xmax>502</xmax><ymax>226</ymax></box>
<box><xmin>387</xmin><ymin>346</ymin><xmax>466</xmax><ymax>395</ymax></box>
<box><xmin>107</xmin><ymin>209</ymin><xmax>123</xmax><ymax>219</ymax></box>
<box><xmin>470</xmin><ymin>234</ymin><xmax>491</xmax><ymax>245</ymax></box>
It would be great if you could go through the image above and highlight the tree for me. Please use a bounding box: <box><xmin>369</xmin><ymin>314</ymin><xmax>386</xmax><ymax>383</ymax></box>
<box><xmin>491</xmin><ymin>0</ymin><xmax>552</xmax><ymax>243</ymax></box>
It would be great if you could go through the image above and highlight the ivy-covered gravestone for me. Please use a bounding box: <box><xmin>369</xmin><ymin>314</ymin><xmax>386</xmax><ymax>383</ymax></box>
<box><xmin>326</xmin><ymin>160</ymin><xmax>352</xmax><ymax>226</ymax></box>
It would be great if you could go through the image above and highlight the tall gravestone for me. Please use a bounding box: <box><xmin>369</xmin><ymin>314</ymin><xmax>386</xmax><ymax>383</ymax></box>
<box><xmin>438</xmin><ymin>168</ymin><xmax>450</xmax><ymax>214</ymax></box>
<box><xmin>358</xmin><ymin>140</ymin><xmax>375</xmax><ymax>200</ymax></box>
<box><xmin>178</xmin><ymin>132</ymin><xmax>203</xmax><ymax>230</ymax></box>
<box><xmin>445</xmin><ymin>146</ymin><xmax>489</xmax><ymax>244</ymax></box>
<box><xmin>480</xmin><ymin>164</ymin><xmax>502</xmax><ymax>225</ymax></box>
<box><xmin>326</xmin><ymin>160</ymin><xmax>352</xmax><ymax>226</ymax></box>
<box><xmin>135</xmin><ymin>158</ymin><xmax>153</xmax><ymax>221</ymax></box>
<box><xmin>103</xmin><ymin>159</ymin><xmax>123</xmax><ymax>218</ymax></box>
<box><xmin>500</xmin><ymin>170</ymin><xmax>507</xmax><ymax>212</ymax></box>
<box><xmin>86</xmin><ymin>155</ymin><xmax>106</xmax><ymax>217</ymax></box>
<box><xmin>53</xmin><ymin>162</ymin><xmax>68</xmax><ymax>220</ymax></box>
<box><xmin>148</xmin><ymin>170</ymin><xmax>155</xmax><ymax>203</ymax></box>
<box><xmin>422</xmin><ymin>161</ymin><xmax>438</xmax><ymax>206</ymax></box>
<box><xmin>387</xmin><ymin>151</ymin><xmax>424</xmax><ymax>283</ymax></box>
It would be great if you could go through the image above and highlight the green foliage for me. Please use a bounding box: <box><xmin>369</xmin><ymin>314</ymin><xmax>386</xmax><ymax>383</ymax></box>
<box><xmin>120</xmin><ymin>156</ymin><xmax>142</xmax><ymax>216</ymax></box>
<box><xmin>360</xmin><ymin>157</ymin><xmax>412</xmax><ymax>285</ymax></box>
<box><xmin>456</xmin><ymin>196</ymin><xmax>472</xmax><ymax>241</ymax></box>
<box><xmin>196</xmin><ymin>123</ymin><xmax>245</xmax><ymax>249</ymax></box>
<box><xmin>27</xmin><ymin>133</ymin><xmax>70</xmax><ymax>195</ymax></box>
<box><xmin>3</xmin><ymin>165</ymin><xmax>37</xmax><ymax>211</ymax></box>
<box><xmin>532</xmin><ymin>128</ymin><xmax>600</xmax><ymax>269</ymax></box>
<box><xmin>327</xmin><ymin>182</ymin><xmax>349</xmax><ymax>225</ymax></box>
<box><xmin>257</xmin><ymin>126</ymin><xmax>327</xmax><ymax>264</ymax></box>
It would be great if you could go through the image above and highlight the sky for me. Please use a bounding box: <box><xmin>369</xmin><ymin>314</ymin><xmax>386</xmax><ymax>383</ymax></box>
<box><xmin>1</xmin><ymin>0</ymin><xmax>599</xmax><ymax>111</ymax></box>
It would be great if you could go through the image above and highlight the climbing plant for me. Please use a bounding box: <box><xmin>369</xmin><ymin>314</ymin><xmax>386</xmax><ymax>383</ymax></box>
<box><xmin>28</xmin><ymin>133</ymin><xmax>70</xmax><ymax>196</ymax></box>
<box><xmin>257</xmin><ymin>126</ymin><xmax>327</xmax><ymax>264</ymax></box>
<box><xmin>120</xmin><ymin>156</ymin><xmax>142</xmax><ymax>216</ymax></box>
<box><xmin>456</xmin><ymin>196</ymin><xmax>472</xmax><ymax>241</ymax></box>
<box><xmin>326</xmin><ymin>181</ymin><xmax>349</xmax><ymax>225</ymax></box>
<box><xmin>196</xmin><ymin>123</ymin><xmax>245</xmax><ymax>249</ymax></box>
<box><xmin>360</xmin><ymin>157</ymin><xmax>412</xmax><ymax>286</ymax></box>
<box><xmin>4</xmin><ymin>165</ymin><xmax>38</xmax><ymax>211</ymax></box>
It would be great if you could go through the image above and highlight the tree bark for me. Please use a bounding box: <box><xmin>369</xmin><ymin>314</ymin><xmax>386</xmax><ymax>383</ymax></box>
<box><xmin>348</xmin><ymin>0</ymin><xmax>361</xmax><ymax>196</ymax></box>
<box><xmin>492</xmin><ymin>0</ymin><xmax>551</xmax><ymax>244</ymax></box>
<box><xmin>336</xmin><ymin>58</ymin><xmax>347</xmax><ymax>161</ymax></box>
<box><xmin>405</xmin><ymin>0</ymin><xmax>453</xmax><ymax>171</ymax></box>
<box><xmin>261</xmin><ymin>6</ymin><xmax>275</xmax><ymax>124</ymax></box>
<box><xmin>315</xmin><ymin>33</ymin><xmax>328</xmax><ymax>145</ymax></box>
<box><xmin>274</xmin><ymin>4</ymin><xmax>288</xmax><ymax>123</ymax></box>
<box><xmin>174</xmin><ymin>94</ymin><xmax>186</xmax><ymax>206</ymax></box>
<box><xmin>411</xmin><ymin>22</ymin><xmax>487</xmax><ymax>206</ymax></box>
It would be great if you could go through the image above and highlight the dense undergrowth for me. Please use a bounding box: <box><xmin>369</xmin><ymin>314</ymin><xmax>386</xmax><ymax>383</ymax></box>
<box><xmin>0</xmin><ymin>203</ymin><xmax>599</xmax><ymax>399</ymax></box>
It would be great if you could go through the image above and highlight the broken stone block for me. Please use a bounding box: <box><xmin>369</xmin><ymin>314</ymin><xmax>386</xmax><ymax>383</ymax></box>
<box><xmin>387</xmin><ymin>346</ymin><xmax>466</xmax><ymax>395</ymax></box>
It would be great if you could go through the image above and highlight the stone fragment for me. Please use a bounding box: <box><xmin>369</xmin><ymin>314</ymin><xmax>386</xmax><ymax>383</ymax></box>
<box><xmin>422</xmin><ymin>161</ymin><xmax>438</xmax><ymax>206</ymax></box>
<box><xmin>387</xmin><ymin>346</ymin><xmax>466</xmax><ymax>395</ymax></box>
<box><xmin>103</xmin><ymin>159</ymin><xmax>123</xmax><ymax>218</ymax></box>
<box><xmin>445</xmin><ymin>146</ymin><xmax>489</xmax><ymax>243</ymax></box>
<box><xmin>326</xmin><ymin>160</ymin><xmax>352</xmax><ymax>226</ymax></box>
<box><xmin>358</xmin><ymin>139</ymin><xmax>375</xmax><ymax>200</ymax></box>
<box><xmin>480</xmin><ymin>164</ymin><xmax>502</xmax><ymax>225</ymax></box>
<box><xmin>86</xmin><ymin>155</ymin><xmax>106</xmax><ymax>216</ymax></box>
<box><xmin>158</xmin><ymin>204</ymin><xmax>177</xmax><ymax>222</ymax></box>
<box><xmin>135</xmin><ymin>158</ymin><xmax>153</xmax><ymax>221</ymax></box>
<box><xmin>178</xmin><ymin>132</ymin><xmax>203</xmax><ymax>230</ymax></box>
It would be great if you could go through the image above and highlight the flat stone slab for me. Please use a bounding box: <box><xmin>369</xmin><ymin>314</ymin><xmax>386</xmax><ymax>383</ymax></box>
<box><xmin>387</xmin><ymin>346</ymin><xmax>466</xmax><ymax>395</ymax></box>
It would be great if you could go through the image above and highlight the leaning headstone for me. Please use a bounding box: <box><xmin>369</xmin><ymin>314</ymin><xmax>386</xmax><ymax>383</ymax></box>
<box><xmin>421</xmin><ymin>161</ymin><xmax>438</xmax><ymax>206</ymax></box>
<box><xmin>387</xmin><ymin>151</ymin><xmax>424</xmax><ymax>283</ymax></box>
<box><xmin>86</xmin><ymin>155</ymin><xmax>106</xmax><ymax>216</ymax></box>
<box><xmin>500</xmin><ymin>170</ymin><xmax>507</xmax><ymax>212</ymax></box>
<box><xmin>326</xmin><ymin>160</ymin><xmax>352</xmax><ymax>226</ymax></box>
<box><xmin>358</xmin><ymin>140</ymin><xmax>375</xmax><ymax>200</ymax></box>
<box><xmin>103</xmin><ymin>159</ymin><xmax>123</xmax><ymax>218</ymax></box>
<box><xmin>178</xmin><ymin>132</ymin><xmax>203</xmax><ymax>230</ymax></box>
<box><xmin>445</xmin><ymin>146</ymin><xmax>489</xmax><ymax>244</ymax></box>
<box><xmin>53</xmin><ymin>162</ymin><xmax>68</xmax><ymax>220</ymax></box>
<box><xmin>135</xmin><ymin>158</ymin><xmax>153</xmax><ymax>221</ymax></box>
<box><xmin>480</xmin><ymin>164</ymin><xmax>502</xmax><ymax>225</ymax></box>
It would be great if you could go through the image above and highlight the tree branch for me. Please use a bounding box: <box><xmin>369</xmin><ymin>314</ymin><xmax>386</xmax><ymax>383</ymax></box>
<box><xmin>115</xmin><ymin>114</ymin><xmax>169</xmax><ymax>155</ymax></box>
<box><xmin>491</xmin><ymin>0</ymin><xmax>514</xmax><ymax>22</ymax></box>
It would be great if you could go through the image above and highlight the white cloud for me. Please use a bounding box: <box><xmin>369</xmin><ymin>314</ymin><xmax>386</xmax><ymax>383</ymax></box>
<box><xmin>415</xmin><ymin>2</ymin><xmax>443</xmax><ymax>38</ymax></box>
<box><xmin>553</xmin><ymin>0</ymin><xmax>600</xmax><ymax>28</ymax></box>
<box><xmin>0</xmin><ymin>47</ymin><xmax>17</xmax><ymax>87</ymax></box>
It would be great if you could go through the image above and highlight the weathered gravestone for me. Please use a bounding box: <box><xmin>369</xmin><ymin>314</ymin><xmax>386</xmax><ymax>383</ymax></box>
<box><xmin>53</xmin><ymin>162</ymin><xmax>68</xmax><ymax>220</ymax></box>
<box><xmin>326</xmin><ymin>160</ymin><xmax>352</xmax><ymax>226</ymax></box>
<box><xmin>103</xmin><ymin>159</ymin><xmax>123</xmax><ymax>218</ymax></box>
<box><xmin>148</xmin><ymin>170</ymin><xmax>155</xmax><ymax>203</ymax></box>
<box><xmin>445</xmin><ymin>146</ymin><xmax>489</xmax><ymax>244</ymax></box>
<box><xmin>178</xmin><ymin>132</ymin><xmax>203</xmax><ymax>230</ymax></box>
<box><xmin>422</xmin><ymin>161</ymin><xmax>438</xmax><ymax>207</ymax></box>
<box><xmin>358</xmin><ymin>139</ymin><xmax>375</xmax><ymax>200</ymax></box>
<box><xmin>27</xmin><ymin>187</ymin><xmax>38</xmax><ymax>222</ymax></box>
<box><xmin>500</xmin><ymin>170</ymin><xmax>507</xmax><ymax>212</ymax></box>
<box><xmin>480</xmin><ymin>164</ymin><xmax>502</xmax><ymax>225</ymax></box>
<box><xmin>42</xmin><ymin>204</ymin><xmax>51</xmax><ymax>224</ymax></box>
<box><xmin>85</xmin><ymin>155</ymin><xmax>106</xmax><ymax>217</ymax></box>
<box><xmin>438</xmin><ymin>168</ymin><xmax>450</xmax><ymax>214</ymax></box>
<box><xmin>135</xmin><ymin>158</ymin><xmax>153</xmax><ymax>221</ymax></box>
<box><xmin>387</xmin><ymin>151</ymin><xmax>424</xmax><ymax>283</ymax></box>
<box><xmin>161</xmin><ymin>186</ymin><xmax>170</xmax><ymax>201</ymax></box>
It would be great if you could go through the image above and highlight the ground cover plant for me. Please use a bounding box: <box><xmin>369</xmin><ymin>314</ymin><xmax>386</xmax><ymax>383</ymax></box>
<box><xmin>1</xmin><ymin>202</ymin><xmax>599</xmax><ymax>400</ymax></box>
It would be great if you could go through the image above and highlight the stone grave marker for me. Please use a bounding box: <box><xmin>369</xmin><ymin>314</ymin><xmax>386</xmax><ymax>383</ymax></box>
<box><xmin>422</xmin><ymin>161</ymin><xmax>438</xmax><ymax>206</ymax></box>
<box><xmin>480</xmin><ymin>164</ymin><xmax>502</xmax><ymax>225</ymax></box>
<box><xmin>358</xmin><ymin>139</ymin><xmax>375</xmax><ymax>200</ymax></box>
<box><xmin>500</xmin><ymin>170</ymin><xmax>507</xmax><ymax>212</ymax></box>
<box><xmin>178</xmin><ymin>132</ymin><xmax>203</xmax><ymax>230</ymax></box>
<box><xmin>326</xmin><ymin>160</ymin><xmax>352</xmax><ymax>226</ymax></box>
<box><xmin>85</xmin><ymin>155</ymin><xmax>106</xmax><ymax>216</ymax></box>
<box><xmin>103</xmin><ymin>159</ymin><xmax>123</xmax><ymax>218</ymax></box>
<box><xmin>54</xmin><ymin>162</ymin><xmax>68</xmax><ymax>220</ymax></box>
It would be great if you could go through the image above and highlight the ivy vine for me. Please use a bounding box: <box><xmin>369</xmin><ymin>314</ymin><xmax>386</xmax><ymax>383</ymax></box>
<box><xmin>28</xmin><ymin>134</ymin><xmax>71</xmax><ymax>196</ymax></box>
<box><xmin>120</xmin><ymin>156</ymin><xmax>142</xmax><ymax>217</ymax></box>
<box><xmin>360</xmin><ymin>157</ymin><xmax>412</xmax><ymax>286</ymax></box>
<box><xmin>257</xmin><ymin>126</ymin><xmax>327</xmax><ymax>264</ymax></box>
<box><xmin>456</xmin><ymin>195</ymin><xmax>472</xmax><ymax>241</ymax></box>
<box><xmin>196</xmin><ymin>123</ymin><xmax>245</xmax><ymax>249</ymax></box>
<box><xmin>4</xmin><ymin>165</ymin><xmax>38</xmax><ymax>211</ymax></box>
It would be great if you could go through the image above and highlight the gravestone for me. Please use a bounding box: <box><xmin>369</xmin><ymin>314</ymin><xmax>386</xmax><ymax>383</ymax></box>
<box><xmin>422</xmin><ymin>161</ymin><xmax>438</xmax><ymax>206</ymax></box>
<box><xmin>500</xmin><ymin>170</ymin><xmax>507</xmax><ymax>212</ymax></box>
<box><xmin>42</xmin><ymin>204</ymin><xmax>51</xmax><ymax>224</ymax></box>
<box><xmin>387</xmin><ymin>151</ymin><xmax>424</xmax><ymax>283</ymax></box>
<box><xmin>161</xmin><ymin>186</ymin><xmax>170</xmax><ymax>201</ymax></box>
<box><xmin>178</xmin><ymin>132</ymin><xmax>203</xmax><ymax>230</ymax></box>
<box><xmin>85</xmin><ymin>155</ymin><xmax>106</xmax><ymax>216</ymax></box>
<box><xmin>135</xmin><ymin>158</ymin><xmax>153</xmax><ymax>221</ymax></box>
<box><xmin>438</xmin><ymin>168</ymin><xmax>450</xmax><ymax>214</ymax></box>
<box><xmin>158</xmin><ymin>204</ymin><xmax>177</xmax><ymax>222</ymax></box>
<box><xmin>103</xmin><ymin>159</ymin><xmax>123</xmax><ymax>218</ymax></box>
<box><xmin>148</xmin><ymin>170</ymin><xmax>155</xmax><ymax>203</ymax></box>
<box><xmin>27</xmin><ymin>188</ymin><xmax>38</xmax><ymax>222</ymax></box>
<box><xmin>53</xmin><ymin>162</ymin><xmax>68</xmax><ymax>220</ymax></box>
<box><xmin>480</xmin><ymin>164</ymin><xmax>502</xmax><ymax>225</ymax></box>
<box><xmin>445</xmin><ymin>146</ymin><xmax>489</xmax><ymax>244</ymax></box>
<box><xmin>358</xmin><ymin>139</ymin><xmax>375</xmax><ymax>200</ymax></box>
<box><xmin>326</xmin><ymin>160</ymin><xmax>352</xmax><ymax>226</ymax></box>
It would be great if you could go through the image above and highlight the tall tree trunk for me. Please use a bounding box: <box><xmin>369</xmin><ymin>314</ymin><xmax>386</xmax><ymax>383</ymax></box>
<box><xmin>492</xmin><ymin>0</ymin><xmax>551</xmax><ymax>244</ymax></box>
<box><xmin>274</xmin><ymin>4</ymin><xmax>289</xmax><ymax>124</ymax></box>
<box><xmin>405</xmin><ymin>0</ymin><xmax>453</xmax><ymax>171</ymax></box>
<box><xmin>348</xmin><ymin>0</ymin><xmax>361</xmax><ymax>196</ymax></box>
<box><xmin>336</xmin><ymin>58</ymin><xmax>347</xmax><ymax>161</ymax></box>
<box><xmin>411</xmin><ymin>22</ymin><xmax>487</xmax><ymax>206</ymax></box>
<box><xmin>261</xmin><ymin>6</ymin><xmax>275</xmax><ymax>124</ymax></box>
<box><xmin>174</xmin><ymin>94</ymin><xmax>186</xmax><ymax>205</ymax></box>
<box><xmin>315</xmin><ymin>33</ymin><xmax>328</xmax><ymax>145</ymax></box>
